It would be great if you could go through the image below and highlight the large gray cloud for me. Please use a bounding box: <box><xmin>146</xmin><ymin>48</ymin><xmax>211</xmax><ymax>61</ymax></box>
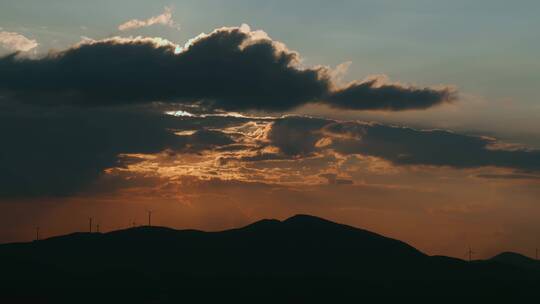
<box><xmin>0</xmin><ymin>26</ymin><xmax>455</xmax><ymax>112</ymax></box>
<box><xmin>268</xmin><ymin>116</ymin><xmax>540</xmax><ymax>172</ymax></box>
<box><xmin>2</xmin><ymin>106</ymin><xmax>538</xmax><ymax>199</ymax></box>
<box><xmin>0</xmin><ymin>25</ymin><xmax>473</xmax><ymax>199</ymax></box>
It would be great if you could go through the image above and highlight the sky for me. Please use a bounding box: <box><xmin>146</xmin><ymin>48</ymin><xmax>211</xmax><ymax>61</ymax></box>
<box><xmin>0</xmin><ymin>0</ymin><xmax>539</xmax><ymax>259</ymax></box>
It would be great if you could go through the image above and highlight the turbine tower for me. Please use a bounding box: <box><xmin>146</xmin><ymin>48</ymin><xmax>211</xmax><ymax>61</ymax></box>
<box><xmin>35</xmin><ymin>226</ymin><xmax>40</xmax><ymax>241</ymax></box>
<box><xmin>147</xmin><ymin>210</ymin><xmax>153</xmax><ymax>227</ymax></box>
<box><xmin>88</xmin><ymin>217</ymin><xmax>93</xmax><ymax>233</ymax></box>
<box><xmin>466</xmin><ymin>246</ymin><xmax>475</xmax><ymax>262</ymax></box>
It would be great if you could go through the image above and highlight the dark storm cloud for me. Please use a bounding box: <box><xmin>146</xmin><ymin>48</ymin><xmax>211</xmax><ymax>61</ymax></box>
<box><xmin>327</xmin><ymin>77</ymin><xmax>456</xmax><ymax>111</ymax></box>
<box><xmin>0</xmin><ymin>26</ymin><xmax>454</xmax><ymax>111</ymax></box>
<box><xmin>267</xmin><ymin>116</ymin><xmax>540</xmax><ymax>172</ymax></box>
<box><xmin>0</xmin><ymin>104</ymin><xmax>237</xmax><ymax>198</ymax></box>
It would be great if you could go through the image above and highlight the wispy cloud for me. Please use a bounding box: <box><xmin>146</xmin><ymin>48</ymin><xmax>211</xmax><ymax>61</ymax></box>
<box><xmin>0</xmin><ymin>31</ymin><xmax>38</xmax><ymax>52</ymax></box>
<box><xmin>118</xmin><ymin>6</ymin><xmax>180</xmax><ymax>31</ymax></box>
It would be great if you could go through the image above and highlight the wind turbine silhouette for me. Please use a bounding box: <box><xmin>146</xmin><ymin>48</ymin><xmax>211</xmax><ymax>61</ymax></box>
<box><xmin>147</xmin><ymin>210</ymin><xmax>153</xmax><ymax>227</ymax></box>
<box><xmin>88</xmin><ymin>217</ymin><xmax>93</xmax><ymax>233</ymax></box>
<box><xmin>466</xmin><ymin>246</ymin><xmax>475</xmax><ymax>262</ymax></box>
<box><xmin>35</xmin><ymin>226</ymin><xmax>40</xmax><ymax>241</ymax></box>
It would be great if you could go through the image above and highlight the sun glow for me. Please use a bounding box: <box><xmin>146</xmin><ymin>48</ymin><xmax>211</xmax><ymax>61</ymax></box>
<box><xmin>165</xmin><ymin>110</ymin><xmax>194</xmax><ymax>117</ymax></box>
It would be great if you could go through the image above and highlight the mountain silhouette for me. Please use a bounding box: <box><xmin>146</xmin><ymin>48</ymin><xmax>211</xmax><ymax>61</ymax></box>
<box><xmin>1</xmin><ymin>214</ymin><xmax>538</xmax><ymax>303</ymax></box>
<box><xmin>490</xmin><ymin>251</ymin><xmax>540</xmax><ymax>270</ymax></box>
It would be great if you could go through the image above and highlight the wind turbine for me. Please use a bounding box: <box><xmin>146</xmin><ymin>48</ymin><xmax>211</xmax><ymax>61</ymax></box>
<box><xmin>147</xmin><ymin>210</ymin><xmax>154</xmax><ymax>227</ymax></box>
<box><xmin>88</xmin><ymin>217</ymin><xmax>93</xmax><ymax>233</ymax></box>
<box><xmin>466</xmin><ymin>246</ymin><xmax>475</xmax><ymax>262</ymax></box>
<box><xmin>35</xmin><ymin>226</ymin><xmax>40</xmax><ymax>241</ymax></box>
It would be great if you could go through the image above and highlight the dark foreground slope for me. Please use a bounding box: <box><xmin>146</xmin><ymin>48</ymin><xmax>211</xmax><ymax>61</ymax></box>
<box><xmin>0</xmin><ymin>215</ymin><xmax>538</xmax><ymax>303</ymax></box>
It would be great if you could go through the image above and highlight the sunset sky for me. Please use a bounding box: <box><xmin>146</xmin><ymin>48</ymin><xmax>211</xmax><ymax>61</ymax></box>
<box><xmin>1</xmin><ymin>0</ymin><xmax>539</xmax><ymax>259</ymax></box>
